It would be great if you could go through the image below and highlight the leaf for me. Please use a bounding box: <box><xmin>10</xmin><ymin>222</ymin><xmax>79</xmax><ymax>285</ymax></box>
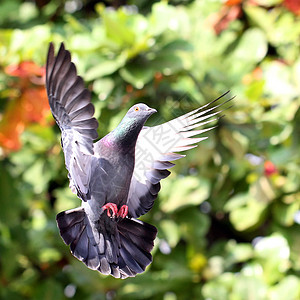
<box><xmin>232</xmin><ymin>275</ymin><xmax>268</xmax><ymax>300</ymax></box>
<box><xmin>210</xmin><ymin>5</ymin><xmax>242</xmax><ymax>34</ymax></box>
<box><xmin>32</xmin><ymin>279</ymin><xmax>64</xmax><ymax>300</ymax></box>
<box><xmin>149</xmin><ymin>2</ymin><xmax>177</xmax><ymax>36</ymax></box>
<box><xmin>284</xmin><ymin>0</ymin><xmax>300</xmax><ymax>15</ymax></box>
<box><xmin>249</xmin><ymin>176</ymin><xmax>276</xmax><ymax>203</ymax></box>
<box><xmin>202</xmin><ymin>273</ymin><xmax>234</xmax><ymax>298</ymax></box>
<box><xmin>102</xmin><ymin>9</ymin><xmax>136</xmax><ymax>46</ymax></box>
<box><xmin>159</xmin><ymin>220</ymin><xmax>180</xmax><ymax>247</ymax></box>
<box><xmin>225</xmin><ymin>193</ymin><xmax>267</xmax><ymax>231</ymax></box>
<box><xmin>151</xmin><ymin>53</ymin><xmax>184</xmax><ymax>76</ymax></box>
<box><xmin>226</xmin><ymin>28</ymin><xmax>267</xmax><ymax>75</ymax></box>
<box><xmin>161</xmin><ymin>39</ymin><xmax>193</xmax><ymax>52</ymax></box>
<box><xmin>293</xmin><ymin>58</ymin><xmax>300</xmax><ymax>90</ymax></box>
<box><xmin>270</xmin><ymin>275</ymin><xmax>300</xmax><ymax>300</ymax></box>
<box><xmin>39</xmin><ymin>248</ymin><xmax>61</xmax><ymax>264</ymax></box>
<box><xmin>262</xmin><ymin>60</ymin><xmax>296</xmax><ymax>97</ymax></box>
<box><xmin>235</xmin><ymin>28</ymin><xmax>267</xmax><ymax>63</ymax></box>
<box><xmin>245</xmin><ymin>4</ymin><xmax>300</xmax><ymax>59</ymax></box>
<box><xmin>85</xmin><ymin>55</ymin><xmax>126</xmax><ymax>81</ymax></box>
<box><xmin>160</xmin><ymin>176</ymin><xmax>210</xmax><ymax>213</ymax></box>
<box><xmin>120</xmin><ymin>64</ymin><xmax>154</xmax><ymax>89</ymax></box>
<box><xmin>225</xmin><ymin>241</ymin><xmax>253</xmax><ymax>265</ymax></box>
<box><xmin>203</xmin><ymin>256</ymin><xmax>225</xmax><ymax>280</ymax></box>
<box><xmin>54</xmin><ymin>187</ymin><xmax>79</xmax><ymax>213</ymax></box>
<box><xmin>0</xmin><ymin>0</ymin><xmax>20</xmax><ymax>26</ymax></box>
<box><xmin>176</xmin><ymin>207</ymin><xmax>210</xmax><ymax>248</ymax></box>
<box><xmin>17</xmin><ymin>2</ymin><xmax>38</xmax><ymax>24</ymax></box>
<box><xmin>244</xmin><ymin>5</ymin><xmax>275</xmax><ymax>39</ymax></box>
<box><xmin>69</xmin><ymin>33</ymin><xmax>103</xmax><ymax>51</ymax></box>
<box><xmin>23</xmin><ymin>158</ymin><xmax>51</xmax><ymax>194</ymax></box>
<box><xmin>0</xmin><ymin>62</ymin><xmax>50</xmax><ymax>152</ymax></box>
<box><xmin>255</xmin><ymin>0</ymin><xmax>282</xmax><ymax>6</ymax></box>
<box><xmin>273</xmin><ymin>201</ymin><xmax>299</xmax><ymax>226</ymax></box>
<box><xmin>5</xmin><ymin>61</ymin><xmax>44</xmax><ymax>78</ymax></box>
<box><xmin>220</xmin><ymin>128</ymin><xmax>249</xmax><ymax>160</ymax></box>
<box><xmin>245</xmin><ymin>79</ymin><xmax>265</xmax><ymax>102</ymax></box>
<box><xmin>224</xmin><ymin>193</ymin><xmax>249</xmax><ymax>212</ymax></box>
<box><xmin>93</xmin><ymin>78</ymin><xmax>115</xmax><ymax>100</ymax></box>
<box><xmin>254</xmin><ymin>234</ymin><xmax>290</xmax><ymax>284</ymax></box>
<box><xmin>0</xmin><ymin>162</ymin><xmax>21</xmax><ymax>226</ymax></box>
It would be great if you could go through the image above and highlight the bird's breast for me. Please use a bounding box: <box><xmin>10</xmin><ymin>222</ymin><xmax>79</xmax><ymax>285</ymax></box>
<box><xmin>90</xmin><ymin>144</ymin><xmax>135</xmax><ymax>209</ymax></box>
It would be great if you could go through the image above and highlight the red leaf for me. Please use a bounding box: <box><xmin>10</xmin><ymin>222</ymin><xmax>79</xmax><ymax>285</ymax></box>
<box><xmin>22</xmin><ymin>88</ymin><xmax>50</xmax><ymax>125</ymax></box>
<box><xmin>0</xmin><ymin>98</ymin><xmax>26</xmax><ymax>151</ymax></box>
<box><xmin>0</xmin><ymin>62</ymin><xmax>50</xmax><ymax>153</ymax></box>
<box><xmin>5</xmin><ymin>61</ymin><xmax>45</xmax><ymax>78</ymax></box>
<box><xmin>225</xmin><ymin>0</ymin><xmax>242</xmax><ymax>6</ymax></box>
<box><xmin>284</xmin><ymin>0</ymin><xmax>300</xmax><ymax>15</ymax></box>
<box><xmin>207</xmin><ymin>5</ymin><xmax>242</xmax><ymax>35</ymax></box>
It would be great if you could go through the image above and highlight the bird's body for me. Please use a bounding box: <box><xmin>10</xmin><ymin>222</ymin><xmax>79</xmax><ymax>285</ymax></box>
<box><xmin>83</xmin><ymin>111</ymin><xmax>151</xmax><ymax>222</ymax></box>
<box><xmin>46</xmin><ymin>43</ymin><xmax>231</xmax><ymax>278</ymax></box>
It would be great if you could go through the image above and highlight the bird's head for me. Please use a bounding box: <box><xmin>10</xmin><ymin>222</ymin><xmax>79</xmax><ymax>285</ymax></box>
<box><xmin>112</xmin><ymin>103</ymin><xmax>157</xmax><ymax>146</ymax></box>
<box><xmin>125</xmin><ymin>103</ymin><xmax>157</xmax><ymax>121</ymax></box>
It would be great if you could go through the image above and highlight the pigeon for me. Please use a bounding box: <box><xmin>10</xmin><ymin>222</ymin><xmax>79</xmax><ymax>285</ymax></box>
<box><xmin>46</xmin><ymin>42</ymin><xmax>232</xmax><ymax>279</ymax></box>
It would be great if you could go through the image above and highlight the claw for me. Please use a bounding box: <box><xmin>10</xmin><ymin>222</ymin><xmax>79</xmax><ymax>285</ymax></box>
<box><xmin>117</xmin><ymin>205</ymin><xmax>128</xmax><ymax>218</ymax></box>
<box><xmin>102</xmin><ymin>203</ymin><xmax>118</xmax><ymax>218</ymax></box>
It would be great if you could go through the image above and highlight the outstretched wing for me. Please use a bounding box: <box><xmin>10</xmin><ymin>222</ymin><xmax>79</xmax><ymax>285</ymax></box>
<box><xmin>126</xmin><ymin>92</ymin><xmax>233</xmax><ymax>218</ymax></box>
<box><xmin>46</xmin><ymin>43</ymin><xmax>99</xmax><ymax>201</ymax></box>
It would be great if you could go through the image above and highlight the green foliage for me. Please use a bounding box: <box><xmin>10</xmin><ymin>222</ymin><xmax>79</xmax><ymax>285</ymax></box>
<box><xmin>0</xmin><ymin>0</ymin><xmax>300</xmax><ymax>299</ymax></box>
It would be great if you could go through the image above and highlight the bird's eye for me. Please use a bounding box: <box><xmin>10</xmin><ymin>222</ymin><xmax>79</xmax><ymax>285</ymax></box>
<box><xmin>134</xmin><ymin>107</ymin><xmax>139</xmax><ymax>112</ymax></box>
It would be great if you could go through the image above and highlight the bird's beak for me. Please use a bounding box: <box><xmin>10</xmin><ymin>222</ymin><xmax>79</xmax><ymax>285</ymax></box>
<box><xmin>147</xmin><ymin>108</ymin><xmax>157</xmax><ymax>115</ymax></box>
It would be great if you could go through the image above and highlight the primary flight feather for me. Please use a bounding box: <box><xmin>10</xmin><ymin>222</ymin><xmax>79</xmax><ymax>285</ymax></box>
<box><xmin>46</xmin><ymin>42</ymin><xmax>232</xmax><ymax>279</ymax></box>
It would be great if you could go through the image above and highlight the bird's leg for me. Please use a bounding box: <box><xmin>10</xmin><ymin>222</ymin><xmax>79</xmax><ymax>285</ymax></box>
<box><xmin>117</xmin><ymin>205</ymin><xmax>128</xmax><ymax>218</ymax></box>
<box><xmin>102</xmin><ymin>203</ymin><xmax>118</xmax><ymax>218</ymax></box>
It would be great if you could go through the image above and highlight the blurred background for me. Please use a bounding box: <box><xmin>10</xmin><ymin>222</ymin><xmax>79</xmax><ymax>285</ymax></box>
<box><xmin>0</xmin><ymin>0</ymin><xmax>300</xmax><ymax>299</ymax></box>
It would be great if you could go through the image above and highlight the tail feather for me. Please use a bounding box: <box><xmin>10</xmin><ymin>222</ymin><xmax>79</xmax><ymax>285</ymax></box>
<box><xmin>118</xmin><ymin>218</ymin><xmax>157</xmax><ymax>252</ymax></box>
<box><xmin>56</xmin><ymin>207</ymin><xmax>86</xmax><ymax>245</ymax></box>
<box><xmin>70</xmin><ymin>226</ymin><xmax>90</xmax><ymax>261</ymax></box>
<box><xmin>57</xmin><ymin>207</ymin><xmax>102</xmax><ymax>271</ymax></box>
<box><xmin>121</xmin><ymin>236</ymin><xmax>152</xmax><ymax>270</ymax></box>
<box><xmin>56</xmin><ymin>207</ymin><xmax>157</xmax><ymax>278</ymax></box>
<box><xmin>117</xmin><ymin>218</ymin><xmax>157</xmax><ymax>277</ymax></box>
<box><xmin>119</xmin><ymin>244</ymin><xmax>145</xmax><ymax>274</ymax></box>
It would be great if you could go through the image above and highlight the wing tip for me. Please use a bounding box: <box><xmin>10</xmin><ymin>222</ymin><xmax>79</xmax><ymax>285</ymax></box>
<box><xmin>46</xmin><ymin>42</ymin><xmax>55</xmax><ymax>82</ymax></box>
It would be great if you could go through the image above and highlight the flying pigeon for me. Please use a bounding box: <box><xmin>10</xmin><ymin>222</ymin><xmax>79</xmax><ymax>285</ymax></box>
<box><xmin>46</xmin><ymin>42</ymin><xmax>232</xmax><ymax>279</ymax></box>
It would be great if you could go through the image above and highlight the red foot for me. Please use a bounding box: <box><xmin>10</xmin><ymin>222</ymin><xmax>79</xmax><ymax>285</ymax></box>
<box><xmin>117</xmin><ymin>205</ymin><xmax>128</xmax><ymax>218</ymax></box>
<box><xmin>102</xmin><ymin>203</ymin><xmax>118</xmax><ymax>218</ymax></box>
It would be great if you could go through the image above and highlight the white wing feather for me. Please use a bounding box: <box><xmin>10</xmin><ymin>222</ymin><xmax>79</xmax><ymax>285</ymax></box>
<box><xmin>127</xmin><ymin>93</ymin><xmax>233</xmax><ymax>217</ymax></box>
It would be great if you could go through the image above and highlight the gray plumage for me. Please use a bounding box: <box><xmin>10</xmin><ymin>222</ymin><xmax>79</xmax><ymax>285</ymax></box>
<box><xmin>46</xmin><ymin>42</ymin><xmax>232</xmax><ymax>279</ymax></box>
